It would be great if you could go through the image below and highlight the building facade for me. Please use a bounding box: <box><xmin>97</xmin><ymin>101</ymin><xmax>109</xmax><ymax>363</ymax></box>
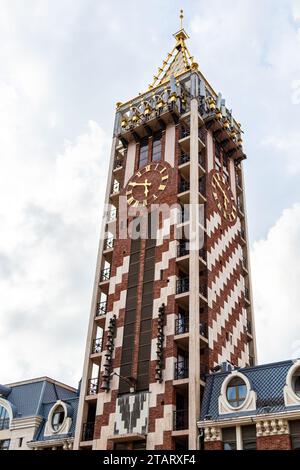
<box><xmin>74</xmin><ymin>18</ymin><xmax>256</xmax><ymax>450</ymax></box>
<box><xmin>0</xmin><ymin>377</ymin><xmax>78</xmax><ymax>450</ymax></box>
<box><xmin>198</xmin><ymin>359</ymin><xmax>300</xmax><ymax>450</ymax></box>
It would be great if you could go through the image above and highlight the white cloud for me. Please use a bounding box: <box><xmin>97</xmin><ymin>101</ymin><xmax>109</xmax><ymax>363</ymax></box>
<box><xmin>262</xmin><ymin>133</ymin><xmax>300</xmax><ymax>175</ymax></box>
<box><xmin>0</xmin><ymin>121</ymin><xmax>109</xmax><ymax>386</ymax></box>
<box><xmin>251</xmin><ymin>204</ymin><xmax>300</xmax><ymax>363</ymax></box>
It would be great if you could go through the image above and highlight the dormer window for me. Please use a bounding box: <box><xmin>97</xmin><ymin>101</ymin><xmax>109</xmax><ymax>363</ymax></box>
<box><xmin>226</xmin><ymin>377</ymin><xmax>247</xmax><ymax>408</ymax></box>
<box><xmin>51</xmin><ymin>405</ymin><xmax>65</xmax><ymax>432</ymax></box>
<box><xmin>293</xmin><ymin>368</ymin><xmax>300</xmax><ymax>398</ymax></box>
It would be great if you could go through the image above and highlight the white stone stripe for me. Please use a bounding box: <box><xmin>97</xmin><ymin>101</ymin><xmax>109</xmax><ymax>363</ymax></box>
<box><xmin>207</xmin><ymin>220</ymin><xmax>241</xmax><ymax>270</ymax></box>
<box><xmin>209</xmin><ymin>276</ymin><xmax>244</xmax><ymax>348</ymax></box>
<box><xmin>206</xmin><ymin>211</ymin><xmax>222</xmax><ymax>237</ymax></box>
<box><xmin>108</xmin><ymin>256</ymin><xmax>130</xmax><ymax>295</ymax></box>
<box><xmin>208</xmin><ymin>245</ymin><xmax>243</xmax><ymax>308</ymax></box>
<box><xmin>154</xmin><ymin>241</ymin><xmax>177</xmax><ymax>280</ymax></box>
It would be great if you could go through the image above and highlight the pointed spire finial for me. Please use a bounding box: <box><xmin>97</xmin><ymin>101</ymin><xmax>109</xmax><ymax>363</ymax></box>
<box><xmin>180</xmin><ymin>9</ymin><xmax>184</xmax><ymax>30</ymax></box>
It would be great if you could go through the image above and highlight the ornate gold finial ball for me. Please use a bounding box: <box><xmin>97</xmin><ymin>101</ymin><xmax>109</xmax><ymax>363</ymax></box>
<box><xmin>116</xmin><ymin>102</ymin><xmax>122</xmax><ymax>109</ymax></box>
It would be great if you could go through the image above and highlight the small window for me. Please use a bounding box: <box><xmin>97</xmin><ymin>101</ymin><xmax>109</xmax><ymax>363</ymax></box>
<box><xmin>0</xmin><ymin>406</ymin><xmax>9</xmax><ymax>431</ymax></box>
<box><xmin>51</xmin><ymin>405</ymin><xmax>65</xmax><ymax>432</ymax></box>
<box><xmin>139</xmin><ymin>139</ymin><xmax>149</xmax><ymax>168</ymax></box>
<box><xmin>152</xmin><ymin>134</ymin><xmax>162</xmax><ymax>162</ymax></box>
<box><xmin>290</xmin><ymin>420</ymin><xmax>300</xmax><ymax>450</ymax></box>
<box><xmin>226</xmin><ymin>377</ymin><xmax>247</xmax><ymax>408</ymax></box>
<box><xmin>222</xmin><ymin>427</ymin><xmax>236</xmax><ymax>450</ymax></box>
<box><xmin>242</xmin><ymin>425</ymin><xmax>256</xmax><ymax>450</ymax></box>
<box><xmin>292</xmin><ymin>368</ymin><xmax>300</xmax><ymax>398</ymax></box>
<box><xmin>0</xmin><ymin>439</ymin><xmax>10</xmax><ymax>450</ymax></box>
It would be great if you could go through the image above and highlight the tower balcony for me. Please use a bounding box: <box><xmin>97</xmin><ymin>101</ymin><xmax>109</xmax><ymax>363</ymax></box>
<box><xmin>109</xmin><ymin>181</ymin><xmax>121</xmax><ymax>206</ymax></box>
<box><xmin>240</xmin><ymin>228</ymin><xmax>247</xmax><ymax>246</ymax></box>
<box><xmin>242</xmin><ymin>256</ymin><xmax>249</xmax><ymax>275</ymax></box>
<box><xmin>178</xmin><ymin>153</ymin><xmax>190</xmax><ymax>180</ymax></box>
<box><xmin>174</xmin><ymin>317</ymin><xmax>208</xmax><ymax>350</ymax></box>
<box><xmin>90</xmin><ymin>338</ymin><xmax>103</xmax><ymax>365</ymax></box>
<box><xmin>178</xmin><ymin>129</ymin><xmax>206</xmax><ymax>155</ymax></box>
<box><xmin>174</xmin><ymin>361</ymin><xmax>189</xmax><ymax>389</ymax></box>
<box><xmin>198</xmin><ymin>179</ymin><xmax>207</xmax><ymax>204</ymax></box>
<box><xmin>99</xmin><ymin>267</ymin><xmax>111</xmax><ymax>293</ymax></box>
<box><xmin>176</xmin><ymin>276</ymin><xmax>189</xmax><ymax>294</ymax></box>
<box><xmin>103</xmin><ymin>237</ymin><xmax>114</xmax><ymax>262</ymax></box>
<box><xmin>173</xmin><ymin>409</ymin><xmax>189</xmax><ymax>432</ymax></box>
<box><xmin>179</xmin><ymin>109</ymin><xmax>204</xmax><ymax>128</ymax></box>
<box><xmin>199</xmin><ymin>248</ymin><xmax>207</xmax><ymax>269</ymax></box>
<box><xmin>178</xmin><ymin>179</ymin><xmax>190</xmax><ymax>205</ymax></box>
<box><xmin>244</xmin><ymin>288</ymin><xmax>251</xmax><ymax>306</ymax></box>
<box><xmin>81</xmin><ymin>421</ymin><xmax>95</xmax><ymax>442</ymax></box>
<box><xmin>95</xmin><ymin>300</ymin><xmax>108</xmax><ymax>324</ymax></box>
<box><xmin>86</xmin><ymin>378</ymin><xmax>99</xmax><ymax>398</ymax></box>
<box><xmin>200</xmin><ymin>364</ymin><xmax>208</xmax><ymax>386</ymax></box>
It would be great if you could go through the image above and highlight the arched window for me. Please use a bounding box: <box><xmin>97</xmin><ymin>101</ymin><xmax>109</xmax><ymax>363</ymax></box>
<box><xmin>51</xmin><ymin>405</ymin><xmax>65</xmax><ymax>432</ymax></box>
<box><xmin>226</xmin><ymin>377</ymin><xmax>247</xmax><ymax>408</ymax></box>
<box><xmin>0</xmin><ymin>405</ymin><xmax>10</xmax><ymax>430</ymax></box>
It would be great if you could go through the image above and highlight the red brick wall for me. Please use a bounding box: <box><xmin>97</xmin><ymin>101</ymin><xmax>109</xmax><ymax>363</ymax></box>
<box><xmin>204</xmin><ymin>441</ymin><xmax>223</xmax><ymax>450</ymax></box>
<box><xmin>257</xmin><ymin>435</ymin><xmax>291</xmax><ymax>451</ymax></box>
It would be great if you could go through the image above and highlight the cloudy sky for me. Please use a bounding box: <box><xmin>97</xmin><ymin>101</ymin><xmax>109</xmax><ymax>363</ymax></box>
<box><xmin>0</xmin><ymin>0</ymin><xmax>300</xmax><ymax>387</ymax></box>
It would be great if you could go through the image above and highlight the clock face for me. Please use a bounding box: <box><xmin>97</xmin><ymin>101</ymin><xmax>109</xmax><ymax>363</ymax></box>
<box><xmin>126</xmin><ymin>162</ymin><xmax>170</xmax><ymax>207</ymax></box>
<box><xmin>211</xmin><ymin>170</ymin><xmax>237</xmax><ymax>224</ymax></box>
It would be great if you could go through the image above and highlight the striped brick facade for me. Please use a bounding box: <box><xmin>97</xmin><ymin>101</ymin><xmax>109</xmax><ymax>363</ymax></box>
<box><xmin>74</xmin><ymin>27</ymin><xmax>256</xmax><ymax>451</ymax></box>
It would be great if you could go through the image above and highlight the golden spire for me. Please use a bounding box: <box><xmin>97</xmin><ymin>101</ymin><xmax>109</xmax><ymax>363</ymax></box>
<box><xmin>180</xmin><ymin>9</ymin><xmax>184</xmax><ymax>29</ymax></box>
<box><xmin>148</xmin><ymin>10</ymin><xmax>197</xmax><ymax>90</ymax></box>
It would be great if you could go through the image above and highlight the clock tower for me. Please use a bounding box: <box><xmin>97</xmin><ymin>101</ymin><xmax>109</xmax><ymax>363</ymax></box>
<box><xmin>74</xmin><ymin>13</ymin><xmax>257</xmax><ymax>450</ymax></box>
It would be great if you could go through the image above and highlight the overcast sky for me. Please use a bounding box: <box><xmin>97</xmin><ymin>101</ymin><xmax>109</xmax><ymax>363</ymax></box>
<box><xmin>1</xmin><ymin>0</ymin><xmax>300</xmax><ymax>387</ymax></box>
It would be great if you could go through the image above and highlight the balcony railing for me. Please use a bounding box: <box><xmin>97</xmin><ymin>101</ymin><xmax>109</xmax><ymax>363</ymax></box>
<box><xmin>87</xmin><ymin>378</ymin><xmax>99</xmax><ymax>396</ymax></box>
<box><xmin>180</xmin><ymin>208</ymin><xmax>189</xmax><ymax>224</ymax></box>
<box><xmin>199</xmin><ymin>248</ymin><xmax>206</xmax><ymax>260</ymax></box>
<box><xmin>245</xmin><ymin>288</ymin><xmax>250</xmax><ymax>301</ymax></box>
<box><xmin>104</xmin><ymin>237</ymin><xmax>114</xmax><ymax>250</ymax></box>
<box><xmin>82</xmin><ymin>421</ymin><xmax>95</xmax><ymax>441</ymax></box>
<box><xmin>200</xmin><ymin>284</ymin><xmax>207</xmax><ymax>298</ymax></box>
<box><xmin>175</xmin><ymin>317</ymin><xmax>189</xmax><ymax>335</ymax></box>
<box><xmin>179</xmin><ymin>179</ymin><xmax>190</xmax><ymax>193</ymax></box>
<box><xmin>199</xmin><ymin>179</ymin><xmax>206</xmax><ymax>195</ymax></box>
<box><xmin>107</xmin><ymin>208</ymin><xmax>117</xmax><ymax>222</ymax></box>
<box><xmin>199</xmin><ymin>153</ymin><xmax>205</xmax><ymax>168</ymax></box>
<box><xmin>173</xmin><ymin>410</ymin><xmax>188</xmax><ymax>431</ymax></box>
<box><xmin>200</xmin><ymin>364</ymin><xmax>208</xmax><ymax>382</ymax></box>
<box><xmin>100</xmin><ymin>267</ymin><xmax>111</xmax><ymax>282</ymax></box>
<box><xmin>174</xmin><ymin>361</ymin><xmax>189</xmax><ymax>380</ymax></box>
<box><xmin>177</xmin><ymin>242</ymin><xmax>189</xmax><ymax>258</ymax></box>
<box><xmin>96</xmin><ymin>300</ymin><xmax>107</xmax><ymax>317</ymax></box>
<box><xmin>92</xmin><ymin>337</ymin><xmax>103</xmax><ymax>354</ymax></box>
<box><xmin>246</xmin><ymin>320</ymin><xmax>252</xmax><ymax>335</ymax></box>
<box><xmin>113</xmin><ymin>158</ymin><xmax>123</xmax><ymax>170</ymax></box>
<box><xmin>179</xmin><ymin>153</ymin><xmax>190</xmax><ymax>165</ymax></box>
<box><xmin>176</xmin><ymin>277</ymin><xmax>189</xmax><ymax>294</ymax></box>
<box><xmin>200</xmin><ymin>323</ymin><xmax>208</xmax><ymax>338</ymax></box>
<box><xmin>180</xmin><ymin>128</ymin><xmax>190</xmax><ymax>139</ymax></box>
<box><xmin>111</xmin><ymin>181</ymin><xmax>120</xmax><ymax>194</ymax></box>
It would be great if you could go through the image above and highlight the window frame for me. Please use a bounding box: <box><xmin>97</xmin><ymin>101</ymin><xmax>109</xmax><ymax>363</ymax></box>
<box><xmin>226</xmin><ymin>377</ymin><xmax>247</xmax><ymax>408</ymax></box>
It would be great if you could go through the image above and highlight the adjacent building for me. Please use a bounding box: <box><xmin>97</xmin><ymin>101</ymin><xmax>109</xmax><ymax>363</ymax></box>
<box><xmin>0</xmin><ymin>377</ymin><xmax>79</xmax><ymax>450</ymax></box>
<box><xmin>74</xmin><ymin>14</ymin><xmax>256</xmax><ymax>450</ymax></box>
<box><xmin>198</xmin><ymin>359</ymin><xmax>300</xmax><ymax>450</ymax></box>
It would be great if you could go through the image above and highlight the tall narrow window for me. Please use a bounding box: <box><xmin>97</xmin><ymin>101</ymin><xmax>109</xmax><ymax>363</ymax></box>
<box><xmin>242</xmin><ymin>425</ymin><xmax>256</xmax><ymax>450</ymax></box>
<box><xmin>152</xmin><ymin>133</ymin><xmax>162</xmax><ymax>162</ymax></box>
<box><xmin>139</xmin><ymin>139</ymin><xmax>148</xmax><ymax>168</ymax></box>
<box><xmin>290</xmin><ymin>420</ymin><xmax>300</xmax><ymax>450</ymax></box>
<box><xmin>222</xmin><ymin>427</ymin><xmax>236</xmax><ymax>450</ymax></box>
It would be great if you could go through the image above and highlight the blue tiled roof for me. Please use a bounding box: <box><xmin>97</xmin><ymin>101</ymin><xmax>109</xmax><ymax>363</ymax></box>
<box><xmin>1</xmin><ymin>377</ymin><xmax>79</xmax><ymax>442</ymax></box>
<box><xmin>200</xmin><ymin>360</ymin><xmax>297</xmax><ymax>421</ymax></box>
